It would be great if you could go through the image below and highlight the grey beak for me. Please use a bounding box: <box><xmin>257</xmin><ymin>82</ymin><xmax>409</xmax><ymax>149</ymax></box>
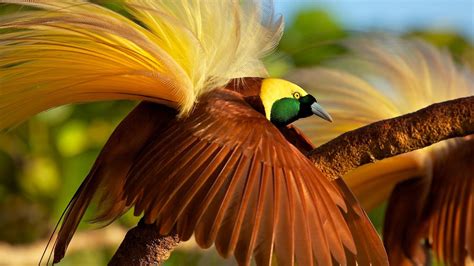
<box><xmin>311</xmin><ymin>102</ymin><xmax>333</xmax><ymax>122</ymax></box>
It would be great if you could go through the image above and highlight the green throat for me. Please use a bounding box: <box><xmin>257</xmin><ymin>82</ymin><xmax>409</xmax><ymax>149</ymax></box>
<box><xmin>270</xmin><ymin>98</ymin><xmax>300</xmax><ymax>126</ymax></box>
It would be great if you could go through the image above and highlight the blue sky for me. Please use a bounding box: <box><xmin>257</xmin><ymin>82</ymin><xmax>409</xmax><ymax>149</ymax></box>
<box><xmin>274</xmin><ymin>0</ymin><xmax>474</xmax><ymax>41</ymax></box>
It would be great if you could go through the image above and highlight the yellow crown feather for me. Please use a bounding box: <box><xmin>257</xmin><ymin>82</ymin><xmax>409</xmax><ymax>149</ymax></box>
<box><xmin>0</xmin><ymin>0</ymin><xmax>283</xmax><ymax>129</ymax></box>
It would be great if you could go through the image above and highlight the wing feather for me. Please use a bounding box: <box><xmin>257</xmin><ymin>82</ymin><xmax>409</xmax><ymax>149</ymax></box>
<box><xmin>302</xmin><ymin>176</ymin><xmax>333</xmax><ymax>266</ymax></box>
<box><xmin>161</xmin><ymin>144</ymin><xmax>228</xmax><ymax>232</ymax></box>
<box><xmin>241</xmin><ymin>162</ymin><xmax>268</xmax><ymax>264</ymax></box>
<box><xmin>253</xmin><ymin>165</ymin><xmax>276</xmax><ymax>266</ymax></box>
<box><xmin>214</xmin><ymin>155</ymin><xmax>253</xmax><ymax>256</ymax></box>
<box><xmin>49</xmin><ymin>102</ymin><xmax>176</xmax><ymax>263</ymax></box>
<box><xmin>227</xmin><ymin>154</ymin><xmax>261</xmax><ymax>258</ymax></box>
<box><xmin>428</xmin><ymin>140</ymin><xmax>474</xmax><ymax>265</ymax></box>
<box><xmin>383</xmin><ymin>137</ymin><xmax>474</xmax><ymax>265</ymax></box>
<box><xmin>175</xmin><ymin>147</ymin><xmax>236</xmax><ymax>240</ymax></box>
<box><xmin>190</xmin><ymin>149</ymin><xmax>242</xmax><ymax>243</ymax></box>
<box><xmin>334</xmin><ymin>178</ymin><xmax>389</xmax><ymax>266</ymax></box>
<box><xmin>310</xmin><ymin>171</ymin><xmax>350</xmax><ymax>264</ymax></box>
<box><xmin>205</xmin><ymin>153</ymin><xmax>251</xmax><ymax>249</ymax></box>
<box><xmin>292</xmin><ymin>171</ymin><xmax>314</xmax><ymax>266</ymax></box>
<box><xmin>273</xmin><ymin>168</ymin><xmax>295</xmax><ymax>266</ymax></box>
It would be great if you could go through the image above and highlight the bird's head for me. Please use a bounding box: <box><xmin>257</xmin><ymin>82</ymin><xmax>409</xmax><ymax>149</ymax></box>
<box><xmin>260</xmin><ymin>78</ymin><xmax>333</xmax><ymax>127</ymax></box>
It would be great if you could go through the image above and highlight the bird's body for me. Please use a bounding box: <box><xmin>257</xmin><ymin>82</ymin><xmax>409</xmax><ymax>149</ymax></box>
<box><xmin>0</xmin><ymin>1</ymin><xmax>387</xmax><ymax>265</ymax></box>
<box><xmin>54</xmin><ymin>78</ymin><xmax>386</xmax><ymax>265</ymax></box>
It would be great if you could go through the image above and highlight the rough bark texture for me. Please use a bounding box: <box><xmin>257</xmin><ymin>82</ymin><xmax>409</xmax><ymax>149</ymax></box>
<box><xmin>108</xmin><ymin>220</ymin><xmax>179</xmax><ymax>266</ymax></box>
<box><xmin>310</xmin><ymin>96</ymin><xmax>474</xmax><ymax>179</ymax></box>
<box><xmin>109</xmin><ymin>96</ymin><xmax>474</xmax><ymax>265</ymax></box>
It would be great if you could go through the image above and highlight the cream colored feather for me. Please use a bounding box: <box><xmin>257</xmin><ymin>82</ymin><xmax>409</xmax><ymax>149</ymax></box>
<box><xmin>291</xmin><ymin>37</ymin><xmax>473</xmax><ymax>147</ymax></box>
<box><xmin>0</xmin><ymin>0</ymin><xmax>283</xmax><ymax>129</ymax></box>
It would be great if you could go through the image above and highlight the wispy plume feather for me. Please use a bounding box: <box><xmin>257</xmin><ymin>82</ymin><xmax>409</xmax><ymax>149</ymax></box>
<box><xmin>0</xmin><ymin>0</ymin><xmax>283</xmax><ymax>129</ymax></box>
<box><xmin>290</xmin><ymin>36</ymin><xmax>473</xmax><ymax>146</ymax></box>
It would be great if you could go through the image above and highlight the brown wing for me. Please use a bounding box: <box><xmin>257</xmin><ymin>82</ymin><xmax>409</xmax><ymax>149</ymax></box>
<box><xmin>281</xmin><ymin>124</ymin><xmax>389</xmax><ymax>266</ymax></box>
<box><xmin>383</xmin><ymin>177</ymin><xmax>431</xmax><ymax>266</ymax></box>
<box><xmin>51</xmin><ymin>102</ymin><xmax>176</xmax><ymax>263</ymax></box>
<box><xmin>384</xmin><ymin>137</ymin><xmax>474</xmax><ymax>266</ymax></box>
<box><xmin>119</xmin><ymin>88</ymin><xmax>366</xmax><ymax>266</ymax></box>
<box><xmin>428</xmin><ymin>138</ymin><xmax>474</xmax><ymax>266</ymax></box>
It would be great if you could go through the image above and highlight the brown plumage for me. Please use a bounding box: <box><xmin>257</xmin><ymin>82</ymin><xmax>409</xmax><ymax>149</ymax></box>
<box><xmin>51</xmin><ymin>79</ymin><xmax>388</xmax><ymax>265</ymax></box>
<box><xmin>383</xmin><ymin>137</ymin><xmax>474</xmax><ymax>266</ymax></box>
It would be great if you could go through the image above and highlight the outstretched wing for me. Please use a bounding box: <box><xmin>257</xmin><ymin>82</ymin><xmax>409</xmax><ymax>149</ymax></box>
<box><xmin>0</xmin><ymin>0</ymin><xmax>282</xmax><ymax>128</ymax></box>
<box><xmin>93</xmin><ymin>88</ymin><xmax>385</xmax><ymax>266</ymax></box>
<box><xmin>50</xmin><ymin>102</ymin><xmax>177</xmax><ymax>263</ymax></box>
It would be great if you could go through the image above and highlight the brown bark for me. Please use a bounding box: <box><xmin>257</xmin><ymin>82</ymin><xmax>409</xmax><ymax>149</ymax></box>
<box><xmin>310</xmin><ymin>96</ymin><xmax>474</xmax><ymax>179</ymax></box>
<box><xmin>108</xmin><ymin>220</ymin><xmax>179</xmax><ymax>266</ymax></box>
<box><xmin>109</xmin><ymin>96</ymin><xmax>474</xmax><ymax>265</ymax></box>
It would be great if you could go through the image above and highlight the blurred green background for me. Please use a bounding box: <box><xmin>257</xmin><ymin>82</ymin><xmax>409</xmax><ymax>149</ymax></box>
<box><xmin>0</xmin><ymin>1</ymin><xmax>473</xmax><ymax>265</ymax></box>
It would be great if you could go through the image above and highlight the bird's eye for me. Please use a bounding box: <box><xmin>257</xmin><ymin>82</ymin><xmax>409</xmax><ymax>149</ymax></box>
<box><xmin>293</xmin><ymin>92</ymin><xmax>301</xmax><ymax>99</ymax></box>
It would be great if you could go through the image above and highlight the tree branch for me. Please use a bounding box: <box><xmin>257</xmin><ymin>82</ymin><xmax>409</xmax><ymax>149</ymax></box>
<box><xmin>109</xmin><ymin>96</ymin><xmax>474</xmax><ymax>265</ymax></box>
<box><xmin>109</xmin><ymin>219</ymin><xmax>179</xmax><ymax>266</ymax></box>
<box><xmin>310</xmin><ymin>96</ymin><xmax>474</xmax><ymax>179</ymax></box>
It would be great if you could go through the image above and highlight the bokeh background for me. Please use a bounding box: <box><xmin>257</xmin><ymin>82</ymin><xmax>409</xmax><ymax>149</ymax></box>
<box><xmin>0</xmin><ymin>1</ymin><xmax>473</xmax><ymax>265</ymax></box>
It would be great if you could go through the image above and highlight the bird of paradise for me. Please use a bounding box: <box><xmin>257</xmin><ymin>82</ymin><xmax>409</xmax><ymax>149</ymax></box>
<box><xmin>291</xmin><ymin>37</ymin><xmax>474</xmax><ymax>266</ymax></box>
<box><xmin>0</xmin><ymin>1</ymin><xmax>388</xmax><ymax>265</ymax></box>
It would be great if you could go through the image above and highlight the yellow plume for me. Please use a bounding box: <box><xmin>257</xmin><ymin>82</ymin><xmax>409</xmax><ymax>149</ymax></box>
<box><xmin>0</xmin><ymin>0</ymin><xmax>283</xmax><ymax>129</ymax></box>
<box><xmin>291</xmin><ymin>36</ymin><xmax>473</xmax><ymax>146</ymax></box>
